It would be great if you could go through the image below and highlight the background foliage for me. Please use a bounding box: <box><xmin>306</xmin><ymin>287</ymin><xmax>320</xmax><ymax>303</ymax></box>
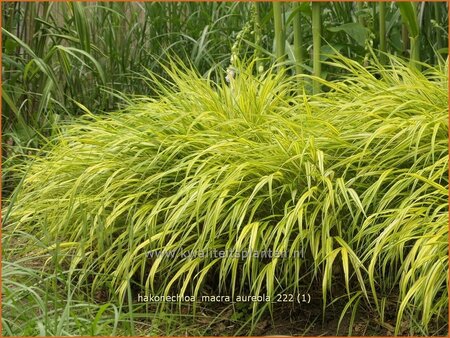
<box><xmin>2</xmin><ymin>2</ymin><xmax>448</xmax><ymax>172</ymax></box>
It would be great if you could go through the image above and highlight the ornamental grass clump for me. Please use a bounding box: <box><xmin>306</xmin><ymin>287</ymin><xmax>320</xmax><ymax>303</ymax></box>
<box><xmin>5</xmin><ymin>56</ymin><xmax>448</xmax><ymax>335</ymax></box>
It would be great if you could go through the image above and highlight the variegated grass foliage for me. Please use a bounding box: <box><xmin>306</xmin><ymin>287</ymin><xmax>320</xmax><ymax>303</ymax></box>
<box><xmin>6</xmin><ymin>56</ymin><xmax>448</xmax><ymax>334</ymax></box>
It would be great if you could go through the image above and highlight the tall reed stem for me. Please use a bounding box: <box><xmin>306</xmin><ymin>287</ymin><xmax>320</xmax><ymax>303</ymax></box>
<box><xmin>379</xmin><ymin>2</ymin><xmax>386</xmax><ymax>62</ymax></box>
<box><xmin>312</xmin><ymin>1</ymin><xmax>321</xmax><ymax>94</ymax></box>
<box><xmin>253</xmin><ymin>3</ymin><xmax>263</xmax><ymax>73</ymax></box>
<box><xmin>401</xmin><ymin>24</ymin><xmax>409</xmax><ymax>55</ymax></box>
<box><xmin>433</xmin><ymin>2</ymin><xmax>442</xmax><ymax>50</ymax></box>
<box><xmin>357</xmin><ymin>1</ymin><xmax>365</xmax><ymax>26</ymax></box>
<box><xmin>273</xmin><ymin>2</ymin><xmax>285</xmax><ymax>67</ymax></box>
<box><xmin>398</xmin><ymin>2</ymin><xmax>420</xmax><ymax>69</ymax></box>
<box><xmin>293</xmin><ymin>3</ymin><xmax>304</xmax><ymax>75</ymax></box>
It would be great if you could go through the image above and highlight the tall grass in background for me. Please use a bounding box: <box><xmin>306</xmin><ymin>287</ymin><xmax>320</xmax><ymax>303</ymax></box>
<box><xmin>2</xmin><ymin>1</ymin><xmax>252</xmax><ymax>194</ymax></box>
<box><xmin>5</xmin><ymin>54</ymin><xmax>448</xmax><ymax>335</ymax></box>
<box><xmin>3</xmin><ymin>1</ymin><xmax>447</xmax><ymax>153</ymax></box>
<box><xmin>293</xmin><ymin>2</ymin><xmax>304</xmax><ymax>76</ymax></box>
<box><xmin>398</xmin><ymin>2</ymin><xmax>420</xmax><ymax>69</ymax></box>
<box><xmin>273</xmin><ymin>2</ymin><xmax>285</xmax><ymax>66</ymax></box>
<box><xmin>311</xmin><ymin>2</ymin><xmax>321</xmax><ymax>93</ymax></box>
<box><xmin>379</xmin><ymin>2</ymin><xmax>386</xmax><ymax>62</ymax></box>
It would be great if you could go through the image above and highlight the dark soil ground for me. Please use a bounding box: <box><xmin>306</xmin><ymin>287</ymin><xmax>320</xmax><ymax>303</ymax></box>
<box><xmin>5</xmin><ymin>236</ymin><xmax>448</xmax><ymax>336</ymax></box>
